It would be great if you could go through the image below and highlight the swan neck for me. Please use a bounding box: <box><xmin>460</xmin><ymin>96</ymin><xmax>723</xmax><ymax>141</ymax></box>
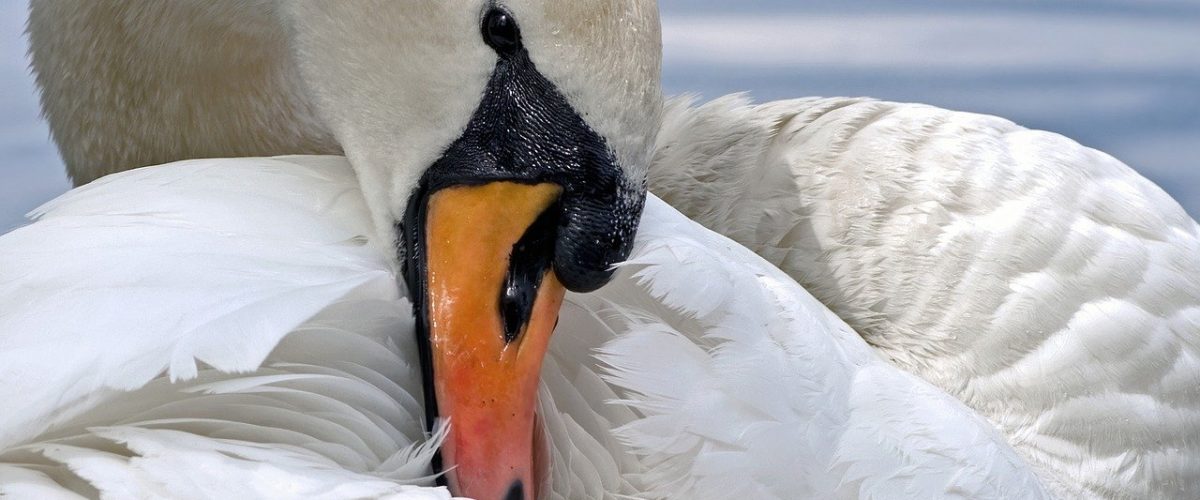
<box><xmin>28</xmin><ymin>0</ymin><xmax>339</xmax><ymax>185</ymax></box>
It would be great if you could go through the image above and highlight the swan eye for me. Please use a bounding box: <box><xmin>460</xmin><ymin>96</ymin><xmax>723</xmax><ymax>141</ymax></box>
<box><xmin>482</xmin><ymin>8</ymin><xmax>521</xmax><ymax>54</ymax></box>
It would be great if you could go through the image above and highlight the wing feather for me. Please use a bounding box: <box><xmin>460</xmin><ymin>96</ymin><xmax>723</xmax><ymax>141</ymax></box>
<box><xmin>650</xmin><ymin>95</ymin><xmax>1200</xmax><ymax>497</ymax></box>
<box><xmin>0</xmin><ymin>157</ymin><xmax>450</xmax><ymax>499</ymax></box>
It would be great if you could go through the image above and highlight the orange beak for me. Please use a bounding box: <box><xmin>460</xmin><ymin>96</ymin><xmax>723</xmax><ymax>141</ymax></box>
<box><xmin>419</xmin><ymin>182</ymin><xmax>565</xmax><ymax>500</ymax></box>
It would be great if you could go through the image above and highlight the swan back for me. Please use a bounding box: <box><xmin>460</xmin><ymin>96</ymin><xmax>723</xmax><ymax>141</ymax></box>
<box><xmin>649</xmin><ymin>95</ymin><xmax>1200</xmax><ymax>497</ymax></box>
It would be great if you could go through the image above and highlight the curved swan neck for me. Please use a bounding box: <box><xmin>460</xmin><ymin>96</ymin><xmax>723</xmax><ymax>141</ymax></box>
<box><xmin>28</xmin><ymin>0</ymin><xmax>339</xmax><ymax>186</ymax></box>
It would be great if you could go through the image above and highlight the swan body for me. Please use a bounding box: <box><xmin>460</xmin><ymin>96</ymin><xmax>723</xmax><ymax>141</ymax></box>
<box><xmin>0</xmin><ymin>156</ymin><xmax>1047</xmax><ymax>499</ymax></box>
<box><xmin>10</xmin><ymin>0</ymin><xmax>1200</xmax><ymax>498</ymax></box>
<box><xmin>651</xmin><ymin>95</ymin><xmax>1200</xmax><ymax>498</ymax></box>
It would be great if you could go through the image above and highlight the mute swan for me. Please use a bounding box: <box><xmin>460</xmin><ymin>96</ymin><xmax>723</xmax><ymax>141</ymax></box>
<box><xmin>6</xmin><ymin>0</ymin><xmax>1200</xmax><ymax>498</ymax></box>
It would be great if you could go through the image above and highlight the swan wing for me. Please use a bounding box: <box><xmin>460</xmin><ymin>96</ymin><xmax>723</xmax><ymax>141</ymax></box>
<box><xmin>649</xmin><ymin>95</ymin><xmax>1200</xmax><ymax>497</ymax></box>
<box><xmin>0</xmin><ymin>156</ymin><xmax>449</xmax><ymax>499</ymax></box>
<box><xmin>561</xmin><ymin>196</ymin><xmax>1048</xmax><ymax>499</ymax></box>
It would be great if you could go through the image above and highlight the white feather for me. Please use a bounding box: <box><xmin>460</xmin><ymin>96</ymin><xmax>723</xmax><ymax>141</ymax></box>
<box><xmin>650</xmin><ymin>95</ymin><xmax>1200</xmax><ymax>498</ymax></box>
<box><xmin>1</xmin><ymin>156</ymin><xmax>1046</xmax><ymax>498</ymax></box>
<box><xmin>581</xmin><ymin>196</ymin><xmax>1046</xmax><ymax>500</ymax></box>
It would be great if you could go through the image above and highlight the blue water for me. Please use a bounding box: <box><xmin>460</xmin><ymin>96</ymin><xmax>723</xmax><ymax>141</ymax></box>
<box><xmin>3</xmin><ymin>1</ymin><xmax>1198</xmax><ymax>231</ymax></box>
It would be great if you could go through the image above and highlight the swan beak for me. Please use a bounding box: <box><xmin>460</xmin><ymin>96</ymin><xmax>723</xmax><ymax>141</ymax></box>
<box><xmin>418</xmin><ymin>182</ymin><xmax>565</xmax><ymax>500</ymax></box>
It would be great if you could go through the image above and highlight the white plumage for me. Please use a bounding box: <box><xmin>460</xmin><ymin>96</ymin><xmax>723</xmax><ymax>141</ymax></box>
<box><xmin>651</xmin><ymin>95</ymin><xmax>1200</xmax><ymax>498</ymax></box>
<box><xmin>0</xmin><ymin>156</ymin><xmax>1048</xmax><ymax>499</ymax></box>
<box><xmin>0</xmin><ymin>158</ymin><xmax>442</xmax><ymax>499</ymax></box>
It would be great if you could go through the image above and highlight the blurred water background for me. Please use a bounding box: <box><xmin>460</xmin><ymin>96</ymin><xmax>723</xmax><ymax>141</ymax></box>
<box><xmin>3</xmin><ymin>1</ymin><xmax>1198</xmax><ymax>231</ymax></box>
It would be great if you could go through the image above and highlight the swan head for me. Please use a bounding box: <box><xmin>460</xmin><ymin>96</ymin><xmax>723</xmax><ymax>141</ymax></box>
<box><xmin>282</xmin><ymin>2</ymin><xmax>661</xmax><ymax>499</ymax></box>
<box><xmin>283</xmin><ymin>1</ymin><xmax>661</xmax><ymax>248</ymax></box>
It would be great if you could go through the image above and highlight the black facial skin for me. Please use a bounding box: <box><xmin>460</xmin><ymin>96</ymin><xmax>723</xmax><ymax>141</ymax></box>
<box><xmin>500</xmin><ymin>202</ymin><xmax>560</xmax><ymax>344</ymax></box>
<box><xmin>398</xmin><ymin>5</ymin><xmax>645</xmax><ymax>486</ymax></box>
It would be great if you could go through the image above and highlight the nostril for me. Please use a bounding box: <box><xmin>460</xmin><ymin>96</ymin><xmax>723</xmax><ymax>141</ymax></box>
<box><xmin>505</xmin><ymin>481</ymin><xmax>526</xmax><ymax>500</ymax></box>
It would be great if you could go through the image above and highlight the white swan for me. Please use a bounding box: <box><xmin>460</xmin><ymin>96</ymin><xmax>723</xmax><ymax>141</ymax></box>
<box><xmin>5</xmin><ymin>0</ymin><xmax>1199</xmax><ymax>498</ymax></box>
